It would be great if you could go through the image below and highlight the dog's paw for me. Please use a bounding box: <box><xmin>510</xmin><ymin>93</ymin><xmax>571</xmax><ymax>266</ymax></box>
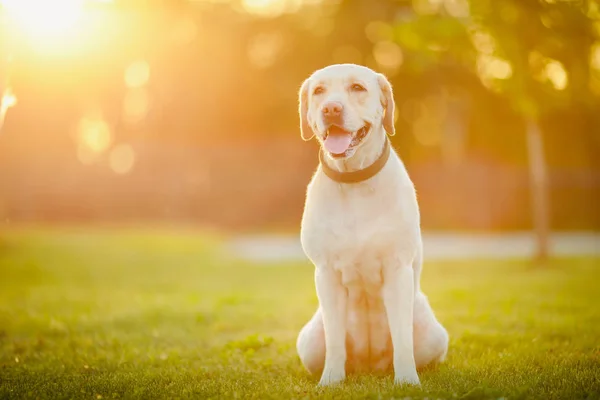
<box><xmin>318</xmin><ymin>368</ymin><xmax>345</xmax><ymax>387</ymax></box>
<box><xmin>393</xmin><ymin>371</ymin><xmax>420</xmax><ymax>386</ymax></box>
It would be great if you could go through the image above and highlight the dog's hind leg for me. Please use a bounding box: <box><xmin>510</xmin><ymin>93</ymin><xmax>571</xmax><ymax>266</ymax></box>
<box><xmin>413</xmin><ymin>292</ymin><xmax>449</xmax><ymax>369</ymax></box>
<box><xmin>296</xmin><ymin>308</ymin><xmax>325</xmax><ymax>376</ymax></box>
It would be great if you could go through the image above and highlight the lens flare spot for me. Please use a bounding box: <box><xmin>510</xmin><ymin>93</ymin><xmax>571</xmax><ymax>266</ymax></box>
<box><xmin>109</xmin><ymin>144</ymin><xmax>136</xmax><ymax>175</ymax></box>
<box><xmin>78</xmin><ymin>117</ymin><xmax>112</xmax><ymax>155</ymax></box>
<box><xmin>124</xmin><ymin>61</ymin><xmax>150</xmax><ymax>88</ymax></box>
<box><xmin>412</xmin><ymin>0</ymin><xmax>443</xmax><ymax>15</ymax></box>
<box><xmin>470</xmin><ymin>29</ymin><xmax>496</xmax><ymax>55</ymax></box>
<box><xmin>373</xmin><ymin>41</ymin><xmax>403</xmax><ymax>74</ymax></box>
<box><xmin>444</xmin><ymin>0</ymin><xmax>470</xmax><ymax>18</ymax></box>
<box><xmin>1</xmin><ymin>89</ymin><xmax>17</xmax><ymax>110</ymax></box>
<box><xmin>543</xmin><ymin>60</ymin><xmax>568</xmax><ymax>90</ymax></box>
<box><xmin>0</xmin><ymin>88</ymin><xmax>17</xmax><ymax>131</ymax></box>
<box><xmin>241</xmin><ymin>0</ymin><xmax>287</xmax><ymax>17</ymax></box>
<box><xmin>477</xmin><ymin>54</ymin><xmax>513</xmax><ymax>83</ymax></box>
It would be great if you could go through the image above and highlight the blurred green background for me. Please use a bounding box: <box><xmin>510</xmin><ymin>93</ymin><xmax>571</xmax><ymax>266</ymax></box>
<box><xmin>0</xmin><ymin>0</ymin><xmax>599</xmax><ymax>232</ymax></box>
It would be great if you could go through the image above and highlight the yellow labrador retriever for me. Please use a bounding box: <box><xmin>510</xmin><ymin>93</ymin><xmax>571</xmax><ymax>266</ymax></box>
<box><xmin>296</xmin><ymin>64</ymin><xmax>449</xmax><ymax>386</ymax></box>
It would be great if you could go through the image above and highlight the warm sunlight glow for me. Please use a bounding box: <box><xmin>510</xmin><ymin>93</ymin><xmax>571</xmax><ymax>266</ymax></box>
<box><xmin>590</xmin><ymin>42</ymin><xmax>600</xmax><ymax>71</ymax></box>
<box><xmin>77</xmin><ymin>116</ymin><xmax>112</xmax><ymax>158</ymax></box>
<box><xmin>123</xmin><ymin>88</ymin><xmax>150</xmax><ymax>125</ymax></box>
<box><xmin>543</xmin><ymin>59</ymin><xmax>568</xmax><ymax>90</ymax></box>
<box><xmin>364</xmin><ymin>21</ymin><xmax>394</xmax><ymax>44</ymax></box>
<box><xmin>77</xmin><ymin>145</ymin><xmax>97</xmax><ymax>165</ymax></box>
<box><xmin>412</xmin><ymin>0</ymin><xmax>441</xmax><ymax>15</ymax></box>
<box><xmin>470</xmin><ymin>29</ymin><xmax>496</xmax><ymax>55</ymax></box>
<box><xmin>1</xmin><ymin>88</ymin><xmax>17</xmax><ymax>111</ymax></box>
<box><xmin>124</xmin><ymin>61</ymin><xmax>151</xmax><ymax>89</ymax></box>
<box><xmin>477</xmin><ymin>54</ymin><xmax>513</xmax><ymax>81</ymax></box>
<box><xmin>241</xmin><ymin>0</ymin><xmax>287</xmax><ymax>17</ymax></box>
<box><xmin>444</xmin><ymin>0</ymin><xmax>469</xmax><ymax>18</ymax></box>
<box><xmin>247</xmin><ymin>32</ymin><xmax>284</xmax><ymax>69</ymax></box>
<box><xmin>410</xmin><ymin>95</ymin><xmax>446</xmax><ymax>147</ymax></box>
<box><xmin>332</xmin><ymin>45</ymin><xmax>363</xmax><ymax>65</ymax></box>
<box><xmin>413</xmin><ymin>118</ymin><xmax>441</xmax><ymax>146</ymax></box>
<box><xmin>530</xmin><ymin>52</ymin><xmax>569</xmax><ymax>90</ymax></box>
<box><xmin>109</xmin><ymin>144</ymin><xmax>135</xmax><ymax>175</ymax></box>
<box><xmin>1</xmin><ymin>0</ymin><xmax>84</xmax><ymax>49</ymax></box>
<box><xmin>170</xmin><ymin>17</ymin><xmax>198</xmax><ymax>46</ymax></box>
<box><xmin>373</xmin><ymin>41</ymin><xmax>404</xmax><ymax>75</ymax></box>
<box><xmin>0</xmin><ymin>88</ymin><xmax>17</xmax><ymax>131</ymax></box>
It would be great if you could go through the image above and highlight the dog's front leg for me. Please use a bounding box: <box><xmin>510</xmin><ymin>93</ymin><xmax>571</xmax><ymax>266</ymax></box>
<box><xmin>315</xmin><ymin>267</ymin><xmax>347</xmax><ymax>386</ymax></box>
<box><xmin>382</xmin><ymin>263</ymin><xmax>420</xmax><ymax>386</ymax></box>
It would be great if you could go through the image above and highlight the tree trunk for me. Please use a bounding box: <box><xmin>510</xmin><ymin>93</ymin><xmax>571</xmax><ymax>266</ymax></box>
<box><xmin>526</xmin><ymin>118</ymin><xmax>550</xmax><ymax>263</ymax></box>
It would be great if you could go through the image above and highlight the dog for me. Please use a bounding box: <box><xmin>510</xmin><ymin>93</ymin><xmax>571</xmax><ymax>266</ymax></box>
<box><xmin>296</xmin><ymin>64</ymin><xmax>449</xmax><ymax>386</ymax></box>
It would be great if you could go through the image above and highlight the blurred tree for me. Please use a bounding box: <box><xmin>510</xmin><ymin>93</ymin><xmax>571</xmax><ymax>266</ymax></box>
<box><xmin>463</xmin><ymin>0</ymin><xmax>599</xmax><ymax>262</ymax></box>
<box><xmin>340</xmin><ymin>0</ymin><xmax>599</xmax><ymax>258</ymax></box>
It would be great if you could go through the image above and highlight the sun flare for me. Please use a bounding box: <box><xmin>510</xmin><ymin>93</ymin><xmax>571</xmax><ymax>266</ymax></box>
<box><xmin>1</xmin><ymin>0</ymin><xmax>85</xmax><ymax>49</ymax></box>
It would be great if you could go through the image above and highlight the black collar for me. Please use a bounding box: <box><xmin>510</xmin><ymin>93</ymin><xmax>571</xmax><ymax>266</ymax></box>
<box><xmin>319</xmin><ymin>139</ymin><xmax>391</xmax><ymax>184</ymax></box>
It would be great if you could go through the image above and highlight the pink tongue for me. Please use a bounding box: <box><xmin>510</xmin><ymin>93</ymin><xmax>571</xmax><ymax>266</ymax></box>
<box><xmin>324</xmin><ymin>132</ymin><xmax>352</xmax><ymax>154</ymax></box>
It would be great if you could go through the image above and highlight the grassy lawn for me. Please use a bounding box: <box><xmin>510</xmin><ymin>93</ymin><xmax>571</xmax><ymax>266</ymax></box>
<box><xmin>0</xmin><ymin>228</ymin><xmax>599</xmax><ymax>399</ymax></box>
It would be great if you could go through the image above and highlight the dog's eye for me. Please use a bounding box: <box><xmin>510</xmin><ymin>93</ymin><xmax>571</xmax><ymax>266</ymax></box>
<box><xmin>313</xmin><ymin>86</ymin><xmax>325</xmax><ymax>95</ymax></box>
<box><xmin>350</xmin><ymin>83</ymin><xmax>366</xmax><ymax>92</ymax></box>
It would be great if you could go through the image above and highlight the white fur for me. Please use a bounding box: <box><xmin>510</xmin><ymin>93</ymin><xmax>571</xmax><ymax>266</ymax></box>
<box><xmin>296</xmin><ymin>64</ymin><xmax>449</xmax><ymax>386</ymax></box>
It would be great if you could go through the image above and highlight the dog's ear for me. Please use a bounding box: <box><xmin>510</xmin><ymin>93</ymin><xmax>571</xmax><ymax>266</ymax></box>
<box><xmin>377</xmin><ymin>73</ymin><xmax>395</xmax><ymax>136</ymax></box>
<box><xmin>298</xmin><ymin>78</ymin><xmax>314</xmax><ymax>141</ymax></box>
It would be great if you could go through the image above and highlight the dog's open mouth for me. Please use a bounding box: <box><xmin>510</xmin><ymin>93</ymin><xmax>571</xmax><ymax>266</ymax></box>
<box><xmin>323</xmin><ymin>123</ymin><xmax>371</xmax><ymax>159</ymax></box>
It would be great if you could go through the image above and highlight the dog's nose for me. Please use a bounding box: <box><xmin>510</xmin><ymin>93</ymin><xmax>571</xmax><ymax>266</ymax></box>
<box><xmin>321</xmin><ymin>101</ymin><xmax>343</xmax><ymax>119</ymax></box>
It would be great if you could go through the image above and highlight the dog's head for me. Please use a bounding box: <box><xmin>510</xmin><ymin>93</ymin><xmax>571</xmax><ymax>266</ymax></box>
<box><xmin>298</xmin><ymin>64</ymin><xmax>395</xmax><ymax>160</ymax></box>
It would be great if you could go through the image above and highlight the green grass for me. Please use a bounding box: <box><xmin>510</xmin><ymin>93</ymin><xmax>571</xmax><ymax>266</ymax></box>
<box><xmin>0</xmin><ymin>228</ymin><xmax>599</xmax><ymax>399</ymax></box>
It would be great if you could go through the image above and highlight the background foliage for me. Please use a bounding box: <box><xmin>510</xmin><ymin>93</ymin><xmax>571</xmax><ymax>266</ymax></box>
<box><xmin>0</xmin><ymin>0</ymin><xmax>598</xmax><ymax>231</ymax></box>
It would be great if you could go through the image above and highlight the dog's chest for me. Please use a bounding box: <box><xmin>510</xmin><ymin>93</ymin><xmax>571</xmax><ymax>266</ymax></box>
<box><xmin>301</xmin><ymin>180</ymin><xmax>398</xmax><ymax>273</ymax></box>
